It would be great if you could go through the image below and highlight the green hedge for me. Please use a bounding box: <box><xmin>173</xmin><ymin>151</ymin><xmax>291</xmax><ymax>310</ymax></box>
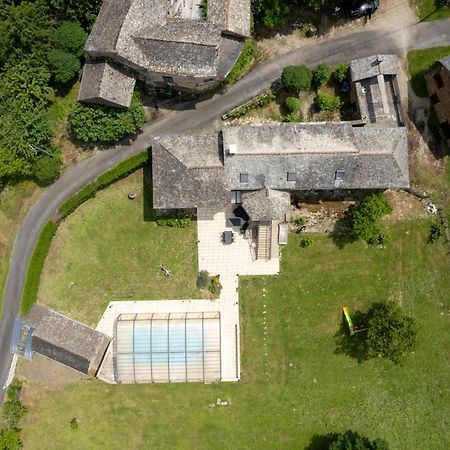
<box><xmin>21</xmin><ymin>221</ymin><xmax>58</xmax><ymax>315</ymax></box>
<box><xmin>58</xmin><ymin>149</ymin><xmax>149</xmax><ymax>218</ymax></box>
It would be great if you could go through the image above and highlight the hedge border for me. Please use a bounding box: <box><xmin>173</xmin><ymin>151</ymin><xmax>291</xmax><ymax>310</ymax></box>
<box><xmin>20</xmin><ymin>149</ymin><xmax>150</xmax><ymax>315</ymax></box>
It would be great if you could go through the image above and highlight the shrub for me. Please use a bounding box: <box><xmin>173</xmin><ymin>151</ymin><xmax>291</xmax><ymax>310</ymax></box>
<box><xmin>284</xmin><ymin>113</ymin><xmax>299</xmax><ymax>122</ymax></box>
<box><xmin>224</xmin><ymin>38</ymin><xmax>257</xmax><ymax>85</ymax></box>
<box><xmin>350</xmin><ymin>193</ymin><xmax>392</xmax><ymax>243</ymax></box>
<box><xmin>156</xmin><ymin>211</ymin><xmax>192</xmax><ymax>228</ymax></box>
<box><xmin>293</xmin><ymin>217</ymin><xmax>306</xmax><ymax>227</ymax></box>
<box><xmin>285</xmin><ymin>96</ymin><xmax>301</xmax><ymax>113</ymax></box>
<box><xmin>314</xmin><ymin>92</ymin><xmax>341</xmax><ymax>112</ymax></box>
<box><xmin>208</xmin><ymin>276</ymin><xmax>222</xmax><ymax>296</ymax></box>
<box><xmin>48</xmin><ymin>49</ymin><xmax>81</xmax><ymax>84</ymax></box>
<box><xmin>70</xmin><ymin>418</ymin><xmax>79</xmax><ymax>430</ymax></box>
<box><xmin>366</xmin><ymin>301</ymin><xmax>418</xmax><ymax>364</ymax></box>
<box><xmin>21</xmin><ymin>221</ymin><xmax>58</xmax><ymax>315</ymax></box>
<box><xmin>0</xmin><ymin>427</ymin><xmax>22</xmax><ymax>450</ymax></box>
<box><xmin>33</xmin><ymin>152</ymin><xmax>61</xmax><ymax>186</ymax></box>
<box><xmin>200</xmin><ymin>0</ymin><xmax>208</xmax><ymax>20</ymax></box>
<box><xmin>225</xmin><ymin>90</ymin><xmax>276</xmax><ymax>119</ymax></box>
<box><xmin>197</xmin><ymin>271</ymin><xmax>210</xmax><ymax>289</ymax></box>
<box><xmin>333</xmin><ymin>63</ymin><xmax>349</xmax><ymax>83</ymax></box>
<box><xmin>281</xmin><ymin>65</ymin><xmax>312</xmax><ymax>93</ymax></box>
<box><xmin>69</xmin><ymin>92</ymin><xmax>146</xmax><ymax>143</ymax></box>
<box><xmin>54</xmin><ymin>21</ymin><xmax>87</xmax><ymax>57</ymax></box>
<box><xmin>58</xmin><ymin>150</ymin><xmax>149</xmax><ymax>218</ymax></box>
<box><xmin>299</xmin><ymin>238</ymin><xmax>313</xmax><ymax>248</ymax></box>
<box><xmin>367</xmin><ymin>232</ymin><xmax>390</xmax><ymax>247</ymax></box>
<box><xmin>312</xmin><ymin>63</ymin><xmax>331</xmax><ymax>88</ymax></box>
<box><xmin>428</xmin><ymin>221</ymin><xmax>443</xmax><ymax>243</ymax></box>
<box><xmin>2</xmin><ymin>400</ymin><xmax>26</xmax><ymax>428</ymax></box>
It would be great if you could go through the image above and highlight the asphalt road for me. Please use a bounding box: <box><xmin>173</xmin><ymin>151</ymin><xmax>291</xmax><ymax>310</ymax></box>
<box><xmin>1</xmin><ymin>17</ymin><xmax>449</xmax><ymax>400</ymax></box>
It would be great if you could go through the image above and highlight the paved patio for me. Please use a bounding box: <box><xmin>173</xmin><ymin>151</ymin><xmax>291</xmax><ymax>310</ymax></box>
<box><xmin>95</xmin><ymin>208</ymin><xmax>280</xmax><ymax>384</ymax></box>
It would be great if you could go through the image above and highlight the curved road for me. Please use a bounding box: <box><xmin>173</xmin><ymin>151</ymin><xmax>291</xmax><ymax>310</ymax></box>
<box><xmin>1</xmin><ymin>17</ymin><xmax>450</xmax><ymax>398</ymax></box>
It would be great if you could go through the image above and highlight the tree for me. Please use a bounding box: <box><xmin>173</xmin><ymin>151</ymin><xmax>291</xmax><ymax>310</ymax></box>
<box><xmin>366</xmin><ymin>302</ymin><xmax>418</xmax><ymax>364</ymax></box>
<box><xmin>351</xmin><ymin>193</ymin><xmax>393</xmax><ymax>243</ymax></box>
<box><xmin>0</xmin><ymin>148</ymin><xmax>32</xmax><ymax>183</ymax></box>
<box><xmin>327</xmin><ymin>430</ymin><xmax>390</xmax><ymax>450</ymax></box>
<box><xmin>33</xmin><ymin>153</ymin><xmax>61</xmax><ymax>186</ymax></box>
<box><xmin>314</xmin><ymin>92</ymin><xmax>341</xmax><ymax>111</ymax></box>
<box><xmin>281</xmin><ymin>65</ymin><xmax>312</xmax><ymax>93</ymax></box>
<box><xmin>54</xmin><ymin>21</ymin><xmax>87</xmax><ymax>57</ymax></box>
<box><xmin>42</xmin><ymin>0</ymin><xmax>103</xmax><ymax>29</ymax></box>
<box><xmin>312</xmin><ymin>63</ymin><xmax>331</xmax><ymax>88</ymax></box>
<box><xmin>333</xmin><ymin>63</ymin><xmax>349</xmax><ymax>83</ymax></box>
<box><xmin>69</xmin><ymin>93</ymin><xmax>147</xmax><ymax>143</ymax></box>
<box><xmin>48</xmin><ymin>49</ymin><xmax>81</xmax><ymax>83</ymax></box>
<box><xmin>285</xmin><ymin>96</ymin><xmax>301</xmax><ymax>113</ymax></box>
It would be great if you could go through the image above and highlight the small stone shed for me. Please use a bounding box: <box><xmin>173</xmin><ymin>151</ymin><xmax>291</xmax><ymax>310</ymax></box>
<box><xmin>24</xmin><ymin>305</ymin><xmax>111</xmax><ymax>376</ymax></box>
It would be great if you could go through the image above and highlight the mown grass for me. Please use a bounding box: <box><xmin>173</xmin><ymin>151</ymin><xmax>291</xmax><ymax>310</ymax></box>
<box><xmin>407</xmin><ymin>46</ymin><xmax>450</xmax><ymax>97</ymax></box>
<box><xmin>413</xmin><ymin>0</ymin><xmax>450</xmax><ymax>21</ymax></box>
<box><xmin>38</xmin><ymin>170</ymin><xmax>199</xmax><ymax>327</ymax></box>
<box><xmin>21</xmin><ymin>219</ymin><xmax>450</xmax><ymax>449</ymax></box>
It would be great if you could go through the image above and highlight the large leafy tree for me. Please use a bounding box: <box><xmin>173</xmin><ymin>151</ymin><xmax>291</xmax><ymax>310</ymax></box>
<box><xmin>43</xmin><ymin>0</ymin><xmax>102</xmax><ymax>29</ymax></box>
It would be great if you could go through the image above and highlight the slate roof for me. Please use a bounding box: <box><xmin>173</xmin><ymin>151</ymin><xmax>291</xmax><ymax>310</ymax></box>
<box><xmin>242</xmin><ymin>188</ymin><xmax>291</xmax><ymax>221</ymax></box>
<box><xmin>439</xmin><ymin>55</ymin><xmax>450</xmax><ymax>72</ymax></box>
<box><xmin>223</xmin><ymin>123</ymin><xmax>409</xmax><ymax>190</ymax></box>
<box><xmin>25</xmin><ymin>305</ymin><xmax>111</xmax><ymax>376</ymax></box>
<box><xmin>151</xmin><ymin>134</ymin><xmax>229</xmax><ymax>210</ymax></box>
<box><xmin>350</xmin><ymin>54</ymin><xmax>399</xmax><ymax>81</ymax></box>
<box><xmin>78</xmin><ymin>60</ymin><xmax>136</xmax><ymax>108</ymax></box>
<box><xmin>80</xmin><ymin>0</ymin><xmax>250</xmax><ymax>107</ymax></box>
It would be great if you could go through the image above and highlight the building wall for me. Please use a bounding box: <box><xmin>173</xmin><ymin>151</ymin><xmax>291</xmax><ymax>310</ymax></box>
<box><xmin>426</xmin><ymin>64</ymin><xmax>450</xmax><ymax>143</ymax></box>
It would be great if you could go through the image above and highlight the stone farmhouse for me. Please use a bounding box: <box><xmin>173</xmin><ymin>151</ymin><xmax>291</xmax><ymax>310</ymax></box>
<box><xmin>78</xmin><ymin>0</ymin><xmax>251</xmax><ymax>108</ymax></box>
<box><xmin>426</xmin><ymin>54</ymin><xmax>450</xmax><ymax>145</ymax></box>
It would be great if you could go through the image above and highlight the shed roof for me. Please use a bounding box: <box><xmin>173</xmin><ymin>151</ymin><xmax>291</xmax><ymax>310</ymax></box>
<box><xmin>350</xmin><ymin>54</ymin><xmax>399</xmax><ymax>81</ymax></box>
<box><xmin>151</xmin><ymin>134</ymin><xmax>229</xmax><ymax>210</ymax></box>
<box><xmin>242</xmin><ymin>188</ymin><xmax>291</xmax><ymax>221</ymax></box>
<box><xmin>25</xmin><ymin>305</ymin><xmax>111</xmax><ymax>376</ymax></box>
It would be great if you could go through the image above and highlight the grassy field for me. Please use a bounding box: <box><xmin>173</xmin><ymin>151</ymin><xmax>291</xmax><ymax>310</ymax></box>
<box><xmin>21</xmin><ymin>219</ymin><xmax>450</xmax><ymax>449</ymax></box>
<box><xmin>413</xmin><ymin>0</ymin><xmax>450</xmax><ymax>21</ymax></box>
<box><xmin>407</xmin><ymin>46</ymin><xmax>450</xmax><ymax>97</ymax></box>
<box><xmin>38</xmin><ymin>169</ymin><xmax>200</xmax><ymax>327</ymax></box>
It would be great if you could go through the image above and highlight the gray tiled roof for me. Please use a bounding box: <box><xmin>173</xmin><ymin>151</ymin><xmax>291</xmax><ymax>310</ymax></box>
<box><xmin>223</xmin><ymin>123</ymin><xmax>409</xmax><ymax>190</ymax></box>
<box><xmin>78</xmin><ymin>60</ymin><xmax>136</xmax><ymax>108</ymax></box>
<box><xmin>439</xmin><ymin>55</ymin><xmax>450</xmax><ymax>71</ymax></box>
<box><xmin>242</xmin><ymin>188</ymin><xmax>291</xmax><ymax>221</ymax></box>
<box><xmin>151</xmin><ymin>134</ymin><xmax>229</xmax><ymax>210</ymax></box>
<box><xmin>350</xmin><ymin>54</ymin><xmax>399</xmax><ymax>81</ymax></box>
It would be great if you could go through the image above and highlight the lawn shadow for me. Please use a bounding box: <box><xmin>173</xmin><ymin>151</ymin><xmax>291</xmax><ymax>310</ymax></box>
<box><xmin>334</xmin><ymin>311</ymin><xmax>369</xmax><ymax>363</ymax></box>
<box><xmin>143</xmin><ymin>162</ymin><xmax>155</xmax><ymax>221</ymax></box>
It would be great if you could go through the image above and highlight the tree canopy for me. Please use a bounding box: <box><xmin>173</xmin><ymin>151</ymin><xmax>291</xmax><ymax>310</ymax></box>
<box><xmin>281</xmin><ymin>65</ymin><xmax>312</xmax><ymax>93</ymax></box>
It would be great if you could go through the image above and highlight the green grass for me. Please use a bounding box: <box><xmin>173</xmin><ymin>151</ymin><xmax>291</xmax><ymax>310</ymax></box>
<box><xmin>47</xmin><ymin>82</ymin><xmax>79</xmax><ymax>134</ymax></box>
<box><xmin>20</xmin><ymin>219</ymin><xmax>450</xmax><ymax>449</ymax></box>
<box><xmin>413</xmin><ymin>0</ymin><xmax>450</xmax><ymax>21</ymax></box>
<box><xmin>21</xmin><ymin>221</ymin><xmax>58</xmax><ymax>315</ymax></box>
<box><xmin>38</xmin><ymin>170</ymin><xmax>199</xmax><ymax>327</ymax></box>
<box><xmin>407</xmin><ymin>46</ymin><xmax>450</xmax><ymax>97</ymax></box>
<box><xmin>224</xmin><ymin>38</ymin><xmax>258</xmax><ymax>86</ymax></box>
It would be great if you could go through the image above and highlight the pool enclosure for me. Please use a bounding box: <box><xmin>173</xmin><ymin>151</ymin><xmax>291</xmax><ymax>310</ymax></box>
<box><xmin>114</xmin><ymin>312</ymin><xmax>221</xmax><ymax>383</ymax></box>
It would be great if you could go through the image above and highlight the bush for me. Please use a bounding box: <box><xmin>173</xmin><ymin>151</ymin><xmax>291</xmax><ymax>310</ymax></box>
<box><xmin>224</xmin><ymin>38</ymin><xmax>257</xmax><ymax>85</ymax></box>
<box><xmin>333</xmin><ymin>63</ymin><xmax>349</xmax><ymax>83</ymax></box>
<box><xmin>58</xmin><ymin>150</ymin><xmax>149</xmax><ymax>218</ymax></box>
<box><xmin>281</xmin><ymin>65</ymin><xmax>312</xmax><ymax>93</ymax></box>
<box><xmin>0</xmin><ymin>427</ymin><xmax>22</xmax><ymax>450</ymax></box>
<box><xmin>21</xmin><ymin>221</ymin><xmax>58</xmax><ymax>315</ymax></box>
<box><xmin>299</xmin><ymin>238</ymin><xmax>313</xmax><ymax>248</ymax></box>
<box><xmin>285</xmin><ymin>96</ymin><xmax>301</xmax><ymax>113</ymax></box>
<box><xmin>225</xmin><ymin>90</ymin><xmax>276</xmax><ymax>119</ymax></box>
<box><xmin>366</xmin><ymin>301</ymin><xmax>418</xmax><ymax>364</ymax></box>
<box><xmin>312</xmin><ymin>63</ymin><xmax>331</xmax><ymax>88</ymax></box>
<box><xmin>314</xmin><ymin>92</ymin><xmax>341</xmax><ymax>112</ymax></box>
<box><xmin>327</xmin><ymin>430</ymin><xmax>390</xmax><ymax>450</ymax></box>
<box><xmin>156</xmin><ymin>211</ymin><xmax>192</xmax><ymax>228</ymax></box>
<box><xmin>197</xmin><ymin>271</ymin><xmax>210</xmax><ymax>289</ymax></box>
<box><xmin>69</xmin><ymin>92</ymin><xmax>146</xmax><ymax>143</ymax></box>
<box><xmin>351</xmin><ymin>193</ymin><xmax>392</xmax><ymax>243</ymax></box>
<box><xmin>70</xmin><ymin>418</ymin><xmax>79</xmax><ymax>430</ymax></box>
<box><xmin>428</xmin><ymin>221</ymin><xmax>443</xmax><ymax>243</ymax></box>
<box><xmin>367</xmin><ymin>232</ymin><xmax>390</xmax><ymax>247</ymax></box>
<box><xmin>54</xmin><ymin>21</ymin><xmax>87</xmax><ymax>57</ymax></box>
<box><xmin>33</xmin><ymin>153</ymin><xmax>61</xmax><ymax>186</ymax></box>
<box><xmin>208</xmin><ymin>276</ymin><xmax>222</xmax><ymax>296</ymax></box>
<box><xmin>48</xmin><ymin>49</ymin><xmax>81</xmax><ymax>84</ymax></box>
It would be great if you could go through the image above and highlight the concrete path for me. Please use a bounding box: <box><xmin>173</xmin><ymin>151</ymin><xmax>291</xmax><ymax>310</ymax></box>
<box><xmin>1</xmin><ymin>14</ymin><xmax>450</xmax><ymax>399</ymax></box>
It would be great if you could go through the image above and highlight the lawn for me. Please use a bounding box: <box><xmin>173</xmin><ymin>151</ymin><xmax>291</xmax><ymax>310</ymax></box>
<box><xmin>21</xmin><ymin>219</ymin><xmax>450</xmax><ymax>449</ymax></box>
<box><xmin>407</xmin><ymin>46</ymin><xmax>450</xmax><ymax>97</ymax></box>
<box><xmin>37</xmin><ymin>169</ymin><xmax>200</xmax><ymax>327</ymax></box>
<box><xmin>413</xmin><ymin>0</ymin><xmax>450</xmax><ymax>21</ymax></box>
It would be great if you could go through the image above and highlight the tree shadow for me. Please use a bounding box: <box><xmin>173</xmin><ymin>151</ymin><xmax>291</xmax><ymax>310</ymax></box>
<box><xmin>334</xmin><ymin>311</ymin><xmax>369</xmax><ymax>363</ymax></box>
<box><xmin>305</xmin><ymin>432</ymin><xmax>339</xmax><ymax>450</ymax></box>
<box><xmin>329</xmin><ymin>215</ymin><xmax>356</xmax><ymax>249</ymax></box>
<box><xmin>143</xmin><ymin>162</ymin><xmax>155</xmax><ymax>222</ymax></box>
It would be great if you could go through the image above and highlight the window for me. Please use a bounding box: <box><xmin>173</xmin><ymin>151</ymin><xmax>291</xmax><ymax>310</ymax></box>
<box><xmin>287</xmin><ymin>172</ymin><xmax>297</xmax><ymax>182</ymax></box>
<box><xmin>240</xmin><ymin>173</ymin><xmax>249</xmax><ymax>183</ymax></box>
<box><xmin>335</xmin><ymin>170</ymin><xmax>345</xmax><ymax>181</ymax></box>
<box><xmin>430</xmin><ymin>93</ymin><xmax>440</xmax><ymax>105</ymax></box>
<box><xmin>433</xmin><ymin>73</ymin><xmax>444</xmax><ymax>89</ymax></box>
<box><xmin>230</xmin><ymin>191</ymin><xmax>242</xmax><ymax>204</ymax></box>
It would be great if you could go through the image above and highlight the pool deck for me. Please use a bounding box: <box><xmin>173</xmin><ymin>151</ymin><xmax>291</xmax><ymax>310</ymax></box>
<box><xmin>96</xmin><ymin>208</ymin><xmax>280</xmax><ymax>384</ymax></box>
